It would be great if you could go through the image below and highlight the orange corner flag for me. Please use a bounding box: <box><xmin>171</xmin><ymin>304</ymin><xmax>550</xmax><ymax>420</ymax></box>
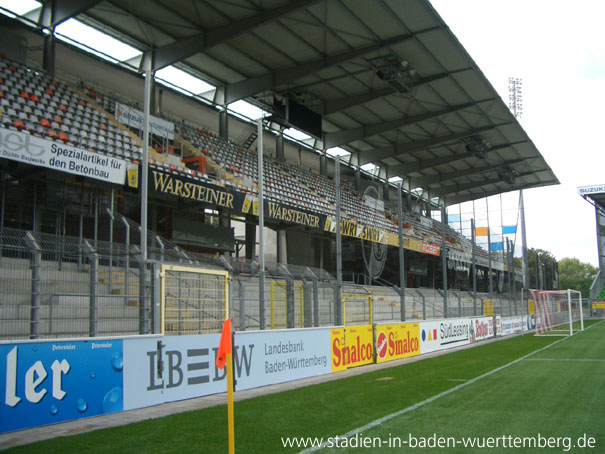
<box><xmin>216</xmin><ymin>318</ymin><xmax>232</xmax><ymax>370</ymax></box>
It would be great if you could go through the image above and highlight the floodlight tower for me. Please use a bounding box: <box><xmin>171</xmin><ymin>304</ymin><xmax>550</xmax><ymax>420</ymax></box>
<box><xmin>508</xmin><ymin>77</ymin><xmax>530</xmax><ymax>289</ymax></box>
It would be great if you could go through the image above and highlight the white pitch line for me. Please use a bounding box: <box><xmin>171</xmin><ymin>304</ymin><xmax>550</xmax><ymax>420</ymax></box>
<box><xmin>298</xmin><ymin>320</ymin><xmax>604</xmax><ymax>454</ymax></box>
<box><xmin>298</xmin><ymin>336</ymin><xmax>567</xmax><ymax>454</ymax></box>
<box><xmin>527</xmin><ymin>358</ymin><xmax>605</xmax><ymax>362</ymax></box>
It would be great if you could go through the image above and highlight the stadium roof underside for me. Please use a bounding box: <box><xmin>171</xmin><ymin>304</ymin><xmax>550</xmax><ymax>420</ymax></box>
<box><xmin>580</xmin><ymin>187</ymin><xmax>605</xmax><ymax>214</ymax></box>
<box><xmin>31</xmin><ymin>0</ymin><xmax>558</xmax><ymax>206</ymax></box>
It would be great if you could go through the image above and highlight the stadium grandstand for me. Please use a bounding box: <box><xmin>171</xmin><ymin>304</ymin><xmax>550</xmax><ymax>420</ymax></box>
<box><xmin>2</xmin><ymin>0</ymin><xmax>586</xmax><ymax>442</ymax></box>
<box><xmin>0</xmin><ymin>0</ymin><xmax>560</xmax><ymax>340</ymax></box>
<box><xmin>579</xmin><ymin>184</ymin><xmax>605</xmax><ymax>302</ymax></box>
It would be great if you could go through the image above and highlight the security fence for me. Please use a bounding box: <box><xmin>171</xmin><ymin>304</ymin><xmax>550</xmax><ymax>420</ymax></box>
<box><xmin>0</xmin><ymin>226</ymin><xmax>529</xmax><ymax>340</ymax></box>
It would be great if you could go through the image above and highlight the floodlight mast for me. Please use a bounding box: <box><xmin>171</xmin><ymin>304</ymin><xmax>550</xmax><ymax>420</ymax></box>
<box><xmin>508</xmin><ymin>77</ymin><xmax>530</xmax><ymax>289</ymax></box>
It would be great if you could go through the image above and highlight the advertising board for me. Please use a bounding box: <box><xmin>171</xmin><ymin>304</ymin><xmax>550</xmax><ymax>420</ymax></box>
<box><xmin>0</xmin><ymin>339</ymin><xmax>123</xmax><ymax>433</ymax></box>
<box><xmin>0</xmin><ymin>127</ymin><xmax>127</xmax><ymax>184</ymax></box>
<box><xmin>330</xmin><ymin>325</ymin><xmax>374</xmax><ymax>372</ymax></box>
<box><xmin>419</xmin><ymin>318</ymin><xmax>471</xmax><ymax>354</ymax></box>
<box><xmin>375</xmin><ymin>323</ymin><xmax>420</xmax><ymax>363</ymax></box>
<box><xmin>236</xmin><ymin>328</ymin><xmax>331</xmax><ymax>391</ymax></box>
<box><xmin>123</xmin><ymin>334</ymin><xmax>225</xmax><ymax>410</ymax></box>
<box><xmin>469</xmin><ymin>316</ymin><xmax>494</xmax><ymax>343</ymax></box>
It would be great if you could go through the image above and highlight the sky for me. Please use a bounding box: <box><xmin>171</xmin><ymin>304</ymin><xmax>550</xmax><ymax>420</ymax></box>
<box><xmin>430</xmin><ymin>0</ymin><xmax>605</xmax><ymax>267</ymax></box>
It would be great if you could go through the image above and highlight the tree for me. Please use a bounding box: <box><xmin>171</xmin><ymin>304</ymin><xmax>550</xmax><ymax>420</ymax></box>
<box><xmin>558</xmin><ymin>258</ymin><xmax>598</xmax><ymax>298</ymax></box>
<box><xmin>527</xmin><ymin>248</ymin><xmax>558</xmax><ymax>289</ymax></box>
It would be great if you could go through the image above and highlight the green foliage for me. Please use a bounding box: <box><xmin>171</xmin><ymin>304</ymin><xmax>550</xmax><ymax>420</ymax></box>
<box><xmin>527</xmin><ymin>248</ymin><xmax>557</xmax><ymax>289</ymax></box>
<box><xmin>558</xmin><ymin>257</ymin><xmax>598</xmax><ymax>298</ymax></box>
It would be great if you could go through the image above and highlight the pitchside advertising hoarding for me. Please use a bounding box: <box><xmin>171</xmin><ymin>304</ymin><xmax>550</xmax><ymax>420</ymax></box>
<box><xmin>0</xmin><ymin>339</ymin><xmax>123</xmax><ymax>433</ymax></box>
<box><xmin>0</xmin><ymin>127</ymin><xmax>127</xmax><ymax>184</ymax></box>
<box><xmin>375</xmin><ymin>323</ymin><xmax>420</xmax><ymax>363</ymax></box>
<box><xmin>235</xmin><ymin>328</ymin><xmax>331</xmax><ymax>391</ymax></box>
<box><xmin>123</xmin><ymin>334</ymin><xmax>224</xmax><ymax>411</ymax></box>
<box><xmin>123</xmin><ymin>329</ymin><xmax>332</xmax><ymax>410</ymax></box>
<box><xmin>500</xmin><ymin>316</ymin><xmax>524</xmax><ymax>336</ymax></box>
<box><xmin>330</xmin><ymin>325</ymin><xmax>374</xmax><ymax>372</ymax></box>
<box><xmin>419</xmin><ymin>318</ymin><xmax>471</xmax><ymax>354</ymax></box>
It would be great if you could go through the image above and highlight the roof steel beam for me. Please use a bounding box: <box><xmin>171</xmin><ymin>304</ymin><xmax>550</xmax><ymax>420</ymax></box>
<box><xmin>214</xmin><ymin>28</ymin><xmax>439</xmax><ymax>105</ymax></box>
<box><xmin>317</xmin><ymin>71</ymin><xmax>454</xmax><ymax>115</ymax></box>
<box><xmin>431</xmin><ymin>170</ymin><xmax>535</xmax><ymax>197</ymax></box>
<box><xmin>324</xmin><ymin>102</ymin><xmax>478</xmax><ymax>149</ymax></box>
<box><xmin>413</xmin><ymin>158</ymin><xmax>529</xmax><ymax>187</ymax></box>
<box><xmin>358</xmin><ymin>124</ymin><xmax>499</xmax><ymax>166</ymax></box>
<box><xmin>446</xmin><ymin>180</ymin><xmax>559</xmax><ymax>206</ymax></box>
<box><xmin>144</xmin><ymin>0</ymin><xmax>321</xmax><ymax>72</ymax></box>
<box><xmin>38</xmin><ymin>0</ymin><xmax>103</xmax><ymax>28</ymax></box>
<box><xmin>386</xmin><ymin>142</ymin><xmax>522</xmax><ymax>178</ymax></box>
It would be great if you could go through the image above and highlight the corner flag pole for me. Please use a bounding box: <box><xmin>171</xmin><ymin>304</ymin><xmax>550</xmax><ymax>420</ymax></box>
<box><xmin>217</xmin><ymin>318</ymin><xmax>235</xmax><ymax>454</ymax></box>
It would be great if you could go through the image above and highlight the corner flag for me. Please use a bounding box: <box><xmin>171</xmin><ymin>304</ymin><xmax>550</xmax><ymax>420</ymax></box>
<box><xmin>216</xmin><ymin>318</ymin><xmax>232</xmax><ymax>370</ymax></box>
<box><xmin>216</xmin><ymin>318</ymin><xmax>235</xmax><ymax>454</ymax></box>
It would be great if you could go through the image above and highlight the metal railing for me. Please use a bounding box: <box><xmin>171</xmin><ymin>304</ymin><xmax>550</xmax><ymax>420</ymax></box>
<box><xmin>0</xmin><ymin>225</ymin><xmax>529</xmax><ymax>340</ymax></box>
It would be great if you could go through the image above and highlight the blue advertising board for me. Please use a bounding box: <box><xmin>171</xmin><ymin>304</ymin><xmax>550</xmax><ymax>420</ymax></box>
<box><xmin>0</xmin><ymin>339</ymin><xmax>123</xmax><ymax>433</ymax></box>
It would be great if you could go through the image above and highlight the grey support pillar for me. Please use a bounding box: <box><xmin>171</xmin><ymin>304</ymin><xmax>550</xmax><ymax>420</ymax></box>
<box><xmin>277</xmin><ymin>229</ymin><xmax>287</xmax><ymax>264</ymax></box>
<box><xmin>245</xmin><ymin>217</ymin><xmax>256</xmax><ymax>260</ymax></box>
<box><xmin>43</xmin><ymin>33</ymin><xmax>56</xmax><ymax>77</ymax></box>
<box><xmin>276</xmin><ymin>130</ymin><xmax>285</xmax><ymax>162</ymax></box>
<box><xmin>335</xmin><ymin>156</ymin><xmax>343</xmax><ymax>325</ymax></box>
<box><xmin>471</xmin><ymin>218</ymin><xmax>477</xmax><ymax>315</ymax></box>
<box><xmin>441</xmin><ymin>202</ymin><xmax>448</xmax><ymax>318</ymax></box>
<box><xmin>397</xmin><ymin>182</ymin><xmax>406</xmax><ymax>321</ymax></box>
<box><xmin>25</xmin><ymin>233</ymin><xmax>41</xmax><ymax>339</ymax></box>
<box><xmin>320</xmin><ymin>152</ymin><xmax>328</xmax><ymax>176</ymax></box>
<box><xmin>520</xmin><ymin>190</ymin><xmax>530</xmax><ymax>289</ymax></box>
<box><xmin>83</xmin><ymin>240</ymin><xmax>98</xmax><ymax>338</ymax></box>
<box><xmin>219</xmin><ymin>107</ymin><xmax>228</xmax><ymax>139</ymax></box>
<box><xmin>257</xmin><ymin>118</ymin><xmax>266</xmax><ymax>330</ymax></box>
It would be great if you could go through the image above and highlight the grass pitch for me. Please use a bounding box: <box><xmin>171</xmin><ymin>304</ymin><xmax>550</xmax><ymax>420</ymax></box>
<box><xmin>4</xmin><ymin>321</ymin><xmax>604</xmax><ymax>453</ymax></box>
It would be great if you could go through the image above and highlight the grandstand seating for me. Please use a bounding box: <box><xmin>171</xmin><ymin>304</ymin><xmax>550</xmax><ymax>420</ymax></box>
<box><xmin>0</xmin><ymin>55</ymin><xmax>499</xmax><ymax>273</ymax></box>
<box><xmin>0</xmin><ymin>56</ymin><xmax>142</xmax><ymax>162</ymax></box>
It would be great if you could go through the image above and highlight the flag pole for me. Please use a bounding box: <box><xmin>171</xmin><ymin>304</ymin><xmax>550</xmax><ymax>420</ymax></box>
<box><xmin>227</xmin><ymin>348</ymin><xmax>235</xmax><ymax>454</ymax></box>
<box><xmin>217</xmin><ymin>317</ymin><xmax>235</xmax><ymax>453</ymax></box>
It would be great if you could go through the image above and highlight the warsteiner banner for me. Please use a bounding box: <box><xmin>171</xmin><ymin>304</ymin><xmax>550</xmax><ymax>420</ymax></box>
<box><xmin>148</xmin><ymin>166</ymin><xmax>441</xmax><ymax>255</ymax></box>
<box><xmin>150</xmin><ymin>167</ymin><xmax>326</xmax><ymax>230</ymax></box>
<box><xmin>375</xmin><ymin>323</ymin><xmax>420</xmax><ymax>363</ymax></box>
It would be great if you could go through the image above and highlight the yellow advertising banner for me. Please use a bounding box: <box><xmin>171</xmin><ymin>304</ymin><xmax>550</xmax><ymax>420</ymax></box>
<box><xmin>592</xmin><ymin>302</ymin><xmax>605</xmax><ymax>309</ymax></box>
<box><xmin>483</xmin><ymin>299</ymin><xmax>494</xmax><ymax>316</ymax></box>
<box><xmin>375</xmin><ymin>323</ymin><xmax>421</xmax><ymax>363</ymax></box>
<box><xmin>330</xmin><ymin>325</ymin><xmax>374</xmax><ymax>372</ymax></box>
<box><xmin>529</xmin><ymin>300</ymin><xmax>535</xmax><ymax>315</ymax></box>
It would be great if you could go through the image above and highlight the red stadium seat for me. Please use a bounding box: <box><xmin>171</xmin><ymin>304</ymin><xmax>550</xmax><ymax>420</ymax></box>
<box><xmin>13</xmin><ymin>119</ymin><xmax>25</xmax><ymax>130</ymax></box>
<box><xmin>58</xmin><ymin>132</ymin><xmax>69</xmax><ymax>143</ymax></box>
<box><xmin>40</xmin><ymin>118</ymin><xmax>51</xmax><ymax>128</ymax></box>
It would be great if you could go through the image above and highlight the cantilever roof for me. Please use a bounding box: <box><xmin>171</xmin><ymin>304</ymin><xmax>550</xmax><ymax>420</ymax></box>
<box><xmin>579</xmin><ymin>185</ymin><xmax>605</xmax><ymax>213</ymax></box>
<box><xmin>31</xmin><ymin>0</ymin><xmax>558</xmax><ymax>204</ymax></box>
